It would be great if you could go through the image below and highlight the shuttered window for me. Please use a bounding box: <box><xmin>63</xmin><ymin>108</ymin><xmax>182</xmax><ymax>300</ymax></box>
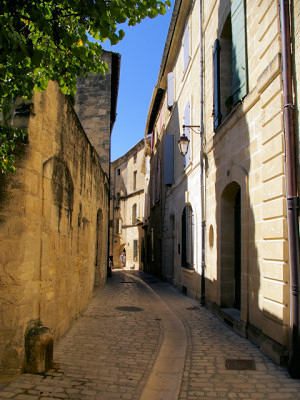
<box><xmin>213</xmin><ymin>39</ymin><xmax>222</xmax><ymax>130</ymax></box>
<box><xmin>133</xmin><ymin>240</ymin><xmax>138</xmax><ymax>261</ymax></box>
<box><xmin>133</xmin><ymin>170</ymin><xmax>137</xmax><ymax>190</ymax></box>
<box><xmin>164</xmin><ymin>134</ymin><xmax>174</xmax><ymax>186</ymax></box>
<box><xmin>213</xmin><ymin>0</ymin><xmax>247</xmax><ymax>130</ymax></box>
<box><xmin>132</xmin><ymin>203</ymin><xmax>137</xmax><ymax>224</ymax></box>
<box><xmin>167</xmin><ymin>72</ymin><xmax>175</xmax><ymax>109</ymax></box>
<box><xmin>231</xmin><ymin>0</ymin><xmax>247</xmax><ymax>104</ymax></box>
<box><xmin>157</xmin><ymin>161</ymin><xmax>161</xmax><ymax>201</ymax></box>
<box><xmin>151</xmin><ymin>172</ymin><xmax>156</xmax><ymax>207</ymax></box>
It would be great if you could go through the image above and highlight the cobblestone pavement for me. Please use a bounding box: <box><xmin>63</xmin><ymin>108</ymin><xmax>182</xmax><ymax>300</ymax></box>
<box><xmin>0</xmin><ymin>270</ymin><xmax>300</xmax><ymax>400</ymax></box>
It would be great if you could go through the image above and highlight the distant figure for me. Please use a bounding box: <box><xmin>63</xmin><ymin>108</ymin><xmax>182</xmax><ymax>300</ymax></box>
<box><xmin>120</xmin><ymin>249</ymin><xmax>126</xmax><ymax>269</ymax></box>
<box><xmin>109</xmin><ymin>255</ymin><xmax>113</xmax><ymax>270</ymax></box>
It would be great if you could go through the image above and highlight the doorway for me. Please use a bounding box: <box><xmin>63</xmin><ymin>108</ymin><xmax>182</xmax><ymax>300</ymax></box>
<box><xmin>94</xmin><ymin>209</ymin><xmax>103</xmax><ymax>287</ymax></box>
<box><xmin>220</xmin><ymin>182</ymin><xmax>241</xmax><ymax>310</ymax></box>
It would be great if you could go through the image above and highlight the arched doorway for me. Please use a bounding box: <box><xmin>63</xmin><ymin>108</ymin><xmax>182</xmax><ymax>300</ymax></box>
<box><xmin>220</xmin><ymin>182</ymin><xmax>241</xmax><ymax>310</ymax></box>
<box><xmin>94</xmin><ymin>209</ymin><xmax>103</xmax><ymax>288</ymax></box>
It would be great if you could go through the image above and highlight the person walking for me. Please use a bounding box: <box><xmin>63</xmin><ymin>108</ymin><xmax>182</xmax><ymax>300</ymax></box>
<box><xmin>120</xmin><ymin>249</ymin><xmax>126</xmax><ymax>269</ymax></box>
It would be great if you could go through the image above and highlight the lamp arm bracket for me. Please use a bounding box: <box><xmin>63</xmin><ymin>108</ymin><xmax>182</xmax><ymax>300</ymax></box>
<box><xmin>182</xmin><ymin>125</ymin><xmax>201</xmax><ymax>134</ymax></box>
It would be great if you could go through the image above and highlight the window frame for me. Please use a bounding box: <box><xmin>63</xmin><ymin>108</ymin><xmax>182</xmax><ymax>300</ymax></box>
<box><xmin>133</xmin><ymin>170</ymin><xmax>137</xmax><ymax>191</ymax></box>
<box><xmin>213</xmin><ymin>0</ymin><xmax>248</xmax><ymax>131</ymax></box>
<box><xmin>132</xmin><ymin>203</ymin><xmax>137</xmax><ymax>225</ymax></box>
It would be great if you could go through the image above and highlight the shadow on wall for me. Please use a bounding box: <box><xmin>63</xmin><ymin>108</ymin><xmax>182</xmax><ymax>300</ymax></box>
<box><xmin>210</xmin><ymin>0</ymin><xmax>260</xmax><ymax>336</ymax></box>
<box><xmin>203</xmin><ymin>0</ymin><xmax>288</xmax><ymax>367</ymax></box>
<box><xmin>144</xmin><ymin>101</ymin><xmax>190</xmax><ymax>282</ymax></box>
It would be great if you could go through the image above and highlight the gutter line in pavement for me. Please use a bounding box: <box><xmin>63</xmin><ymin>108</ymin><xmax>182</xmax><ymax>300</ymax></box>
<box><xmin>125</xmin><ymin>272</ymin><xmax>187</xmax><ymax>400</ymax></box>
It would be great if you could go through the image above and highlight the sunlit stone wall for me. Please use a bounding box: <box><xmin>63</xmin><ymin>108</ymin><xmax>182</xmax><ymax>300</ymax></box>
<box><xmin>0</xmin><ymin>81</ymin><xmax>108</xmax><ymax>373</ymax></box>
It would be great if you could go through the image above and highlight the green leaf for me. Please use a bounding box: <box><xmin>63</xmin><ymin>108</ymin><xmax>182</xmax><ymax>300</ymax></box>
<box><xmin>0</xmin><ymin>0</ymin><xmax>171</xmax><ymax>173</ymax></box>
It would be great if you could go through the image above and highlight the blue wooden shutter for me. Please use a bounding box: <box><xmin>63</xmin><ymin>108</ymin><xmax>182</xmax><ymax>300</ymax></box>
<box><xmin>213</xmin><ymin>39</ymin><xmax>222</xmax><ymax>130</ymax></box>
<box><xmin>164</xmin><ymin>134</ymin><xmax>174</xmax><ymax>186</ymax></box>
<box><xmin>133</xmin><ymin>240</ymin><xmax>138</xmax><ymax>259</ymax></box>
<box><xmin>157</xmin><ymin>161</ymin><xmax>161</xmax><ymax>201</ymax></box>
<box><xmin>167</xmin><ymin>72</ymin><xmax>175</xmax><ymax>109</ymax></box>
<box><xmin>231</xmin><ymin>0</ymin><xmax>247</xmax><ymax>104</ymax></box>
<box><xmin>184</xmin><ymin>101</ymin><xmax>191</xmax><ymax>167</ymax></box>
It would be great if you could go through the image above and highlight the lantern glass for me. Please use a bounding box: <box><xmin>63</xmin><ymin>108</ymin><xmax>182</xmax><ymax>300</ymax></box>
<box><xmin>178</xmin><ymin>134</ymin><xmax>190</xmax><ymax>156</ymax></box>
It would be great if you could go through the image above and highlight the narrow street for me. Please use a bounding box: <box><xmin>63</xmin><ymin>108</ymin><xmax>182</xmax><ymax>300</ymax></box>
<box><xmin>1</xmin><ymin>270</ymin><xmax>300</xmax><ymax>400</ymax></box>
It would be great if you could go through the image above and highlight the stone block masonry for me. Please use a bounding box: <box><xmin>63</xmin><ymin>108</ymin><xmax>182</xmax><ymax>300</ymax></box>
<box><xmin>0</xmin><ymin>81</ymin><xmax>109</xmax><ymax>374</ymax></box>
<box><xmin>75</xmin><ymin>51</ymin><xmax>120</xmax><ymax>178</ymax></box>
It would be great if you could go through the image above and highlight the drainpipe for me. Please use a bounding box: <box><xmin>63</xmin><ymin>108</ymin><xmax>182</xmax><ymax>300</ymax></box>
<box><xmin>199</xmin><ymin>0</ymin><xmax>206</xmax><ymax>305</ymax></box>
<box><xmin>279</xmin><ymin>0</ymin><xmax>300</xmax><ymax>378</ymax></box>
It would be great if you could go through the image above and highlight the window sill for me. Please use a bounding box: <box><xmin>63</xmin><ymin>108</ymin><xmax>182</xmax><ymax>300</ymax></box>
<box><xmin>181</xmin><ymin>266</ymin><xmax>194</xmax><ymax>273</ymax></box>
<box><xmin>214</xmin><ymin>97</ymin><xmax>244</xmax><ymax>133</ymax></box>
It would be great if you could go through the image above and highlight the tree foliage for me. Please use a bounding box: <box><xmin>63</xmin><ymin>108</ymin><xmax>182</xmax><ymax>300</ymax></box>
<box><xmin>0</xmin><ymin>0</ymin><xmax>170</xmax><ymax>172</ymax></box>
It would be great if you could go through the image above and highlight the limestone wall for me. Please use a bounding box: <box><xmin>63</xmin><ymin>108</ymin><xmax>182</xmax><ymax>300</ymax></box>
<box><xmin>204</xmin><ymin>0</ymin><xmax>289</xmax><ymax>362</ymax></box>
<box><xmin>0</xmin><ymin>81</ymin><xmax>108</xmax><ymax>373</ymax></box>
<box><xmin>144</xmin><ymin>0</ymin><xmax>295</xmax><ymax>365</ymax></box>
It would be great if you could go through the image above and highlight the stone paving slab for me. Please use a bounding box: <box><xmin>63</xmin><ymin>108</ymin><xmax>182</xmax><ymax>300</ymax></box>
<box><xmin>0</xmin><ymin>270</ymin><xmax>300</xmax><ymax>400</ymax></box>
<box><xmin>0</xmin><ymin>272</ymin><xmax>162</xmax><ymax>400</ymax></box>
<box><xmin>146</xmin><ymin>277</ymin><xmax>300</xmax><ymax>400</ymax></box>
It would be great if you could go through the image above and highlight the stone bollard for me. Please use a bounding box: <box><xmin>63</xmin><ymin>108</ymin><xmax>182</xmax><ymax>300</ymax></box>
<box><xmin>24</xmin><ymin>320</ymin><xmax>53</xmax><ymax>374</ymax></box>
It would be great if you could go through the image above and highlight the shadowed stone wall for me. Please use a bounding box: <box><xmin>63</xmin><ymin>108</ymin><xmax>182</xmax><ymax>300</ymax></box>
<box><xmin>74</xmin><ymin>51</ymin><xmax>120</xmax><ymax>178</ymax></box>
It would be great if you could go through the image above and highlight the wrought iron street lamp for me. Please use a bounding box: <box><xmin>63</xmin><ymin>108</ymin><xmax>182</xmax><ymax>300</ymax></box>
<box><xmin>178</xmin><ymin>125</ymin><xmax>201</xmax><ymax>156</ymax></box>
<box><xmin>178</xmin><ymin>133</ymin><xmax>190</xmax><ymax>156</ymax></box>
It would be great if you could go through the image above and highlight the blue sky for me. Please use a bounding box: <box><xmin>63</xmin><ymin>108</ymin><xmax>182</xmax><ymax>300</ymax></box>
<box><xmin>102</xmin><ymin>4</ymin><xmax>173</xmax><ymax>161</ymax></box>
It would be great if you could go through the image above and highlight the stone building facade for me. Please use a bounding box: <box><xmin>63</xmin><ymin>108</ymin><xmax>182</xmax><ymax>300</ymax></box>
<box><xmin>144</xmin><ymin>0</ymin><xmax>202</xmax><ymax>294</ymax></box>
<box><xmin>144</xmin><ymin>0</ymin><xmax>300</xmax><ymax>371</ymax></box>
<box><xmin>110</xmin><ymin>138</ymin><xmax>149</xmax><ymax>270</ymax></box>
<box><xmin>0</xmin><ymin>50</ymin><xmax>120</xmax><ymax>374</ymax></box>
<box><xmin>75</xmin><ymin>51</ymin><xmax>121</xmax><ymax>177</ymax></box>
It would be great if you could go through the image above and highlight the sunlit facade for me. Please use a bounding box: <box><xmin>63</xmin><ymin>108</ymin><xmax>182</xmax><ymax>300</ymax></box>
<box><xmin>144</xmin><ymin>0</ymin><xmax>300</xmax><ymax>370</ymax></box>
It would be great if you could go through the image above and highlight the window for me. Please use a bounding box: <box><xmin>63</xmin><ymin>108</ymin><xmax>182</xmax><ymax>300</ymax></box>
<box><xmin>156</xmin><ymin>161</ymin><xmax>161</xmax><ymax>201</ymax></box>
<box><xmin>213</xmin><ymin>39</ymin><xmax>222</xmax><ymax>130</ymax></box>
<box><xmin>115</xmin><ymin>219</ymin><xmax>120</xmax><ymax>234</ymax></box>
<box><xmin>133</xmin><ymin>240</ymin><xmax>138</xmax><ymax>261</ymax></box>
<box><xmin>117</xmin><ymin>168</ymin><xmax>120</xmax><ymax>176</ymax></box>
<box><xmin>164</xmin><ymin>135</ymin><xmax>174</xmax><ymax>186</ymax></box>
<box><xmin>133</xmin><ymin>170</ymin><xmax>137</xmax><ymax>191</ymax></box>
<box><xmin>151</xmin><ymin>171</ymin><xmax>156</xmax><ymax>207</ymax></box>
<box><xmin>132</xmin><ymin>203</ymin><xmax>137</xmax><ymax>225</ymax></box>
<box><xmin>213</xmin><ymin>0</ymin><xmax>247</xmax><ymax>130</ymax></box>
<box><xmin>167</xmin><ymin>72</ymin><xmax>175</xmax><ymax>109</ymax></box>
<box><xmin>134</xmin><ymin>153</ymin><xmax>137</xmax><ymax>163</ymax></box>
<box><xmin>183</xmin><ymin>23</ymin><xmax>190</xmax><ymax>72</ymax></box>
<box><xmin>182</xmin><ymin>205</ymin><xmax>194</xmax><ymax>269</ymax></box>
